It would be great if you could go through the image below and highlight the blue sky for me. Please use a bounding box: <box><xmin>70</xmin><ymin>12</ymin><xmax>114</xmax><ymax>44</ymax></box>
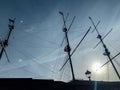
<box><xmin>0</xmin><ymin>0</ymin><xmax>120</xmax><ymax>82</ymax></box>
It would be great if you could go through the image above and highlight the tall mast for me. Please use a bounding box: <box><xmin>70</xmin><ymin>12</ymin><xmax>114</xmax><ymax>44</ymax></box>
<box><xmin>0</xmin><ymin>18</ymin><xmax>15</xmax><ymax>62</ymax></box>
<box><xmin>89</xmin><ymin>16</ymin><xmax>120</xmax><ymax>80</ymax></box>
<box><xmin>59</xmin><ymin>11</ymin><xmax>75</xmax><ymax>80</ymax></box>
<box><xmin>60</xmin><ymin>27</ymin><xmax>91</xmax><ymax>71</ymax></box>
<box><xmin>64</xmin><ymin>27</ymin><xmax>75</xmax><ymax>80</ymax></box>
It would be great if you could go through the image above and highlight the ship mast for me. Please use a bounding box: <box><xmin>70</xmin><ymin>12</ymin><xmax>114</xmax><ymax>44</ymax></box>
<box><xmin>59</xmin><ymin>11</ymin><xmax>75</xmax><ymax>80</ymax></box>
<box><xmin>60</xmin><ymin>27</ymin><xmax>91</xmax><ymax>71</ymax></box>
<box><xmin>0</xmin><ymin>18</ymin><xmax>15</xmax><ymax>62</ymax></box>
<box><xmin>59</xmin><ymin>11</ymin><xmax>92</xmax><ymax>81</ymax></box>
<box><xmin>89</xmin><ymin>16</ymin><xmax>120</xmax><ymax>80</ymax></box>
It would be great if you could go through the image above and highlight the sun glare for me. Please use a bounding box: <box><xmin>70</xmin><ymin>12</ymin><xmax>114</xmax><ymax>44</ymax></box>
<box><xmin>92</xmin><ymin>63</ymin><xmax>102</xmax><ymax>74</ymax></box>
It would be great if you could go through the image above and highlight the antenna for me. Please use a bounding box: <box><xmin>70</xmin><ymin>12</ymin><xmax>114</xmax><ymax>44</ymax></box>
<box><xmin>89</xmin><ymin>16</ymin><xmax>120</xmax><ymax>80</ymax></box>
<box><xmin>0</xmin><ymin>18</ymin><xmax>15</xmax><ymax>62</ymax></box>
<box><xmin>59</xmin><ymin>11</ymin><xmax>75</xmax><ymax>80</ymax></box>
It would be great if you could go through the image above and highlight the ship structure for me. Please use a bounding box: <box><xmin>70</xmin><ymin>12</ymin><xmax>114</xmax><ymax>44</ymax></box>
<box><xmin>0</xmin><ymin>13</ymin><xmax>120</xmax><ymax>90</ymax></box>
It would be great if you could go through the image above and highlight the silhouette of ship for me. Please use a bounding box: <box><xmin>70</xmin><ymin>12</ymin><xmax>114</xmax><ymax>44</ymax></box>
<box><xmin>0</xmin><ymin>13</ymin><xmax>120</xmax><ymax>90</ymax></box>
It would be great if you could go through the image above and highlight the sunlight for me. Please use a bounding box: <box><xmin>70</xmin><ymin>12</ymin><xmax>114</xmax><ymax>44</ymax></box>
<box><xmin>92</xmin><ymin>62</ymin><xmax>102</xmax><ymax>74</ymax></box>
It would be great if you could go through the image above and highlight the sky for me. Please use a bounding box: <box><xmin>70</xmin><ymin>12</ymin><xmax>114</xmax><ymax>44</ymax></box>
<box><xmin>0</xmin><ymin>0</ymin><xmax>120</xmax><ymax>82</ymax></box>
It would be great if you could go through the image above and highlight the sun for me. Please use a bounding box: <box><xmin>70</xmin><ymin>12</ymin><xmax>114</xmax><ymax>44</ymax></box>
<box><xmin>92</xmin><ymin>62</ymin><xmax>103</xmax><ymax>74</ymax></box>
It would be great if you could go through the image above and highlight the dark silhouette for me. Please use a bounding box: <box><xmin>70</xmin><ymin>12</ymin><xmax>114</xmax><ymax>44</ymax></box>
<box><xmin>0</xmin><ymin>18</ymin><xmax>15</xmax><ymax>62</ymax></box>
<box><xmin>89</xmin><ymin>16</ymin><xmax>120</xmax><ymax>80</ymax></box>
<box><xmin>85</xmin><ymin>70</ymin><xmax>91</xmax><ymax>81</ymax></box>
<box><xmin>59</xmin><ymin>11</ymin><xmax>75</xmax><ymax>80</ymax></box>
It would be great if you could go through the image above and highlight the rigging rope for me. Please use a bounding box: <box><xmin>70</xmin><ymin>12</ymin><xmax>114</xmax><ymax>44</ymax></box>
<box><xmin>7</xmin><ymin>44</ymin><xmax>71</xmax><ymax>80</ymax></box>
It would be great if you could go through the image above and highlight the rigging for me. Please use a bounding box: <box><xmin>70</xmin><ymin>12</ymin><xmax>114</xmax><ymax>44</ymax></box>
<box><xmin>89</xmin><ymin>16</ymin><xmax>120</xmax><ymax>80</ymax></box>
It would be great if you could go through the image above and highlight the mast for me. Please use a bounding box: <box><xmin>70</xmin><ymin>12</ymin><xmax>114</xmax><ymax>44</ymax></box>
<box><xmin>59</xmin><ymin>11</ymin><xmax>75</xmax><ymax>80</ymax></box>
<box><xmin>89</xmin><ymin>16</ymin><xmax>120</xmax><ymax>80</ymax></box>
<box><xmin>60</xmin><ymin>27</ymin><xmax>91</xmax><ymax>71</ymax></box>
<box><xmin>64</xmin><ymin>27</ymin><xmax>75</xmax><ymax>80</ymax></box>
<box><xmin>0</xmin><ymin>18</ymin><xmax>15</xmax><ymax>62</ymax></box>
